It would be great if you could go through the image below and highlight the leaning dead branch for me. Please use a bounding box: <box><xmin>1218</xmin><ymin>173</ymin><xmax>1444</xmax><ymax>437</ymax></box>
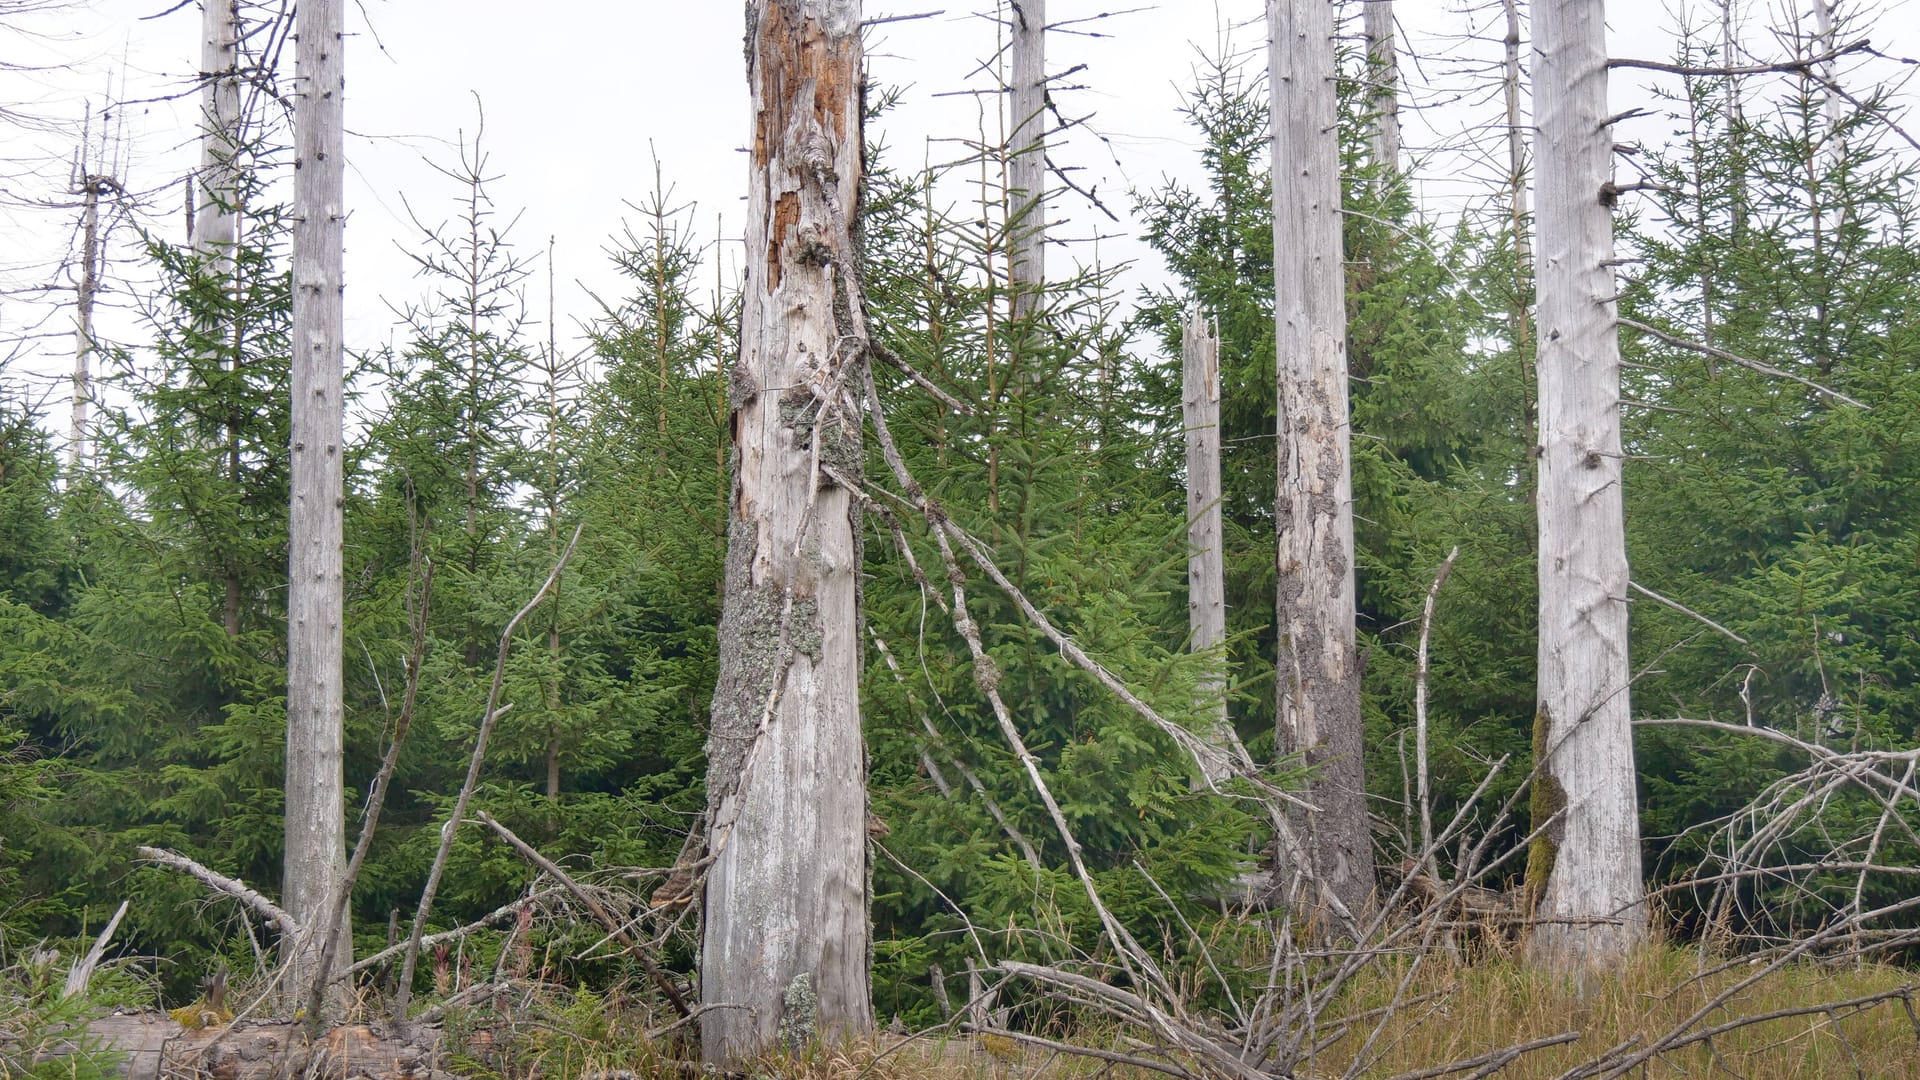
<box><xmin>395</xmin><ymin>521</ymin><xmax>583</xmax><ymax>1019</ymax></box>
<box><xmin>872</xmin><ymin>631</ymin><xmax>1043</xmax><ymax>871</ymax></box>
<box><xmin>1414</xmin><ymin>547</ymin><xmax>1458</xmax><ymax>881</ymax></box>
<box><xmin>135</xmin><ymin>846</ymin><xmax>301</xmax><ymax>940</ymax></box>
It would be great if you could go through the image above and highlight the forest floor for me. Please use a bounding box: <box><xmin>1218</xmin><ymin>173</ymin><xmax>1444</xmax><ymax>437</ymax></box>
<box><xmin>30</xmin><ymin>945</ymin><xmax>1920</xmax><ymax>1080</ymax></box>
<box><xmin>398</xmin><ymin>945</ymin><xmax>1920</xmax><ymax>1079</ymax></box>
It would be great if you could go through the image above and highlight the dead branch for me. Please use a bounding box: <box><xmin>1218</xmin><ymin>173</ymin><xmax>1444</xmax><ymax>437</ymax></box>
<box><xmin>345</xmin><ymin>888</ymin><xmax>564</xmax><ymax>977</ymax></box>
<box><xmin>994</xmin><ymin>961</ymin><xmax>1260</xmax><ymax>1080</ymax></box>
<box><xmin>967</xmin><ymin>1024</ymin><xmax>1196</xmax><ymax>1078</ymax></box>
<box><xmin>1628</xmin><ymin>580</ymin><xmax>1748</xmax><ymax>644</ymax></box>
<box><xmin>1620</xmin><ymin>318</ymin><xmax>1869</xmax><ymax>408</ymax></box>
<box><xmin>62</xmin><ymin>899</ymin><xmax>128</xmax><ymax>999</ymax></box>
<box><xmin>135</xmin><ymin>846</ymin><xmax>300</xmax><ymax>940</ymax></box>
<box><xmin>1610</xmin><ymin>38</ymin><xmax>1870</xmax><ymax>75</ymax></box>
<box><xmin>395</xmin><ymin>522</ymin><xmax>582</xmax><ymax>1018</ymax></box>
<box><xmin>1414</xmin><ymin>547</ymin><xmax>1458</xmax><ymax>880</ymax></box>
<box><xmin>1383</xmin><ymin>1031</ymin><xmax>1582</xmax><ymax>1080</ymax></box>
<box><xmin>469</xmin><ymin>811</ymin><xmax>691</xmax><ymax>1018</ymax></box>
<box><xmin>872</xmin><ymin>632</ymin><xmax>1042</xmax><ymax>871</ymax></box>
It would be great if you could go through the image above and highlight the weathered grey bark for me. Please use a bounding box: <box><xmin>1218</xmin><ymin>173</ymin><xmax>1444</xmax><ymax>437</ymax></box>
<box><xmin>1807</xmin><ymin>0</ymin><xmax>1849</xmax><ymax>262</ymax></box>
<box><xmin>1269</xmin><ymin>0</ymin><xmax>1375</xmax><ymax>921</ymax></box>
<box><xmin>71</xmin><ymin>162</ymin><xmax>99</xmax><ymax>472</ymax></box>
<box><xmin>1502</xmin><ymin>0</ymin><xmax>1536</xmax><ymax>441</ymax></box>
<box><xmin>1363</xmin><ymin>0</ymin><xmax>1400</xmax><ymax>184</ymax></box>
<box><xmin>1009</xmin><ymin>0</ymin><xmax>1046</xmax><ymax>319</ymax></box>
<box><xmin>286</xmin><ymin>0</ymin><xmax>350</xmax><ymax>1010</ymax></box>
<box><xmin>1181</xmin><ymin>314</ymin><xmax>1231</xmax><ymax>786</ymax></box>
<box><xmin>193</xmin><ymin>0</ymin><xmax>240</xmax><ymax>262</ymax></box>
<box><xmin>701</xmin><ymin>0</ymin><xmax>873</xmax><ymax>1066</ymax></box>
<box><xmin>1525</xmin><ymin>0</ymin><xmax>1649</xmax><ymax>972</ymax></box>
<box><xmin>195</xmin><ymin>0</ymin><xmax>244</xmax><ymax>637</ymax></box>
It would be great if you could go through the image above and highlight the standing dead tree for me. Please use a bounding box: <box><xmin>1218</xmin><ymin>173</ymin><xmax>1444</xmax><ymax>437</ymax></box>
<box><xmin>1008</xmin><ymin>0</ymin><xmax>1046</xmax><ymax>321</ymax></box>
<box><xmin>1183</xmin><ymin>313</ymin><xmax>1232</xmax><ymax>786</ymax></box>
<box><xmin>697</xmin><ymin>0</ymin><xmax>875</xmax><ymax>1067</ymax></box>
<box><xmin>1269</xmin><ymin>0</ymin><xmax>1375</xmax><ymax>924</ymax></box>
<box><xmin>284</xmin><ymin>0</ymin><xmax>350</xmax><ymax>1013</ymax></box>
<box><xmin>1363</xmin><ymin>0</ymin><xmax>1401</xmax><ymax>185</ymax></box>
<box><xmin>1525</xmin><ymin>0</ymin><xmax>1649</xmax><ymax>973</ymax></box>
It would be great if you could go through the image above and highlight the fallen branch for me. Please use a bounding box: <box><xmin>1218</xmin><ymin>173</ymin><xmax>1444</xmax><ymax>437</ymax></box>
<box><xmin>344</xmin><ymin>888</ymin><xmax>563</xmax><ymax>977</ymax></box>
<box><xmin>967</xmin><ymin>1024</ymin><xmax>1195</xmax><ymax>1078</ymax></box>
<box><xmin>470</xmin><ymin>810</ymin><xmax>691</xmax><ymax>1019</ymax></box>
<box><xmin>1382</xmin><ymin>1030</ymin><xmax>1581</xmax><ymax>1080</ymax></box>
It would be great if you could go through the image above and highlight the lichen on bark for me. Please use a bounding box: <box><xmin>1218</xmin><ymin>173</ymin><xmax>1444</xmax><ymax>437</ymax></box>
<box><xmin>779</xmin><ymin>972</ymin><xmax>819</xmax><ymax>1052</ymax></box>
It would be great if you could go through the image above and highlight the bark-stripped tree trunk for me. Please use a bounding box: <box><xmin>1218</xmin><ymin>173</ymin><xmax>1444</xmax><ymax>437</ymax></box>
<box><xmin>701</xmin><ymin>0</ymin><xmax>873</xmax><ymax>1065</ymax></box>
<box><xmin>195</xmin><ymin>0</ymin><xmax>245</xmax><ymax>637</ymax></box>
<box><xmin>1502</xmin><ymin>0</ymin><xmax>1536</xmax><ymax>447</ymax></box>
<box><xmin>286</xmin><ymin>0</ymin><xmax>350</xmax><ymax>1010</ymax></box>
<box><xmin>1268</xmin><ymin>0</ymin><xmax>1374</xmax><ymax>922</ymax></box>
<box><xmin>1808</xmin><ymin>0</ymin><xmax>1848</xmax><ymax>181</ymax></box>
<box><xmin>1525</xmin><ymin>0</ymin><xmax>1648</xmax><ymax>974</ymax></box>
<box><xmin>1182</xmin><ymin>314</ymin><xmax>1231</xmax><ymax>786</ymax></box>
<box><xmin>1009</xmin><ymin>0</ymin><xmax>1046</xmax><ymax>319</ymax></box>
<box><xmin>193</xmin><ymin>0</ymin><xmax>239</xmax><ymax>263</ymax></box>
<box><xmin>1363</xmin><ymin>0</ymin><xmax>1400</xmax><ymax>185</ymax></box>
<box><xmin>71</xmin><ymin>153</ymin><xmax>100</xmax><ymax>473</ymax></box>
<box><xmin>1806</xmin><ymin>0</ymin><xmax>1848</xmax><ymax>336</ymax></box>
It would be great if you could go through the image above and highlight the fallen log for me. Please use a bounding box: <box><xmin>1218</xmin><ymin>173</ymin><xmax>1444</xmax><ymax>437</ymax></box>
<box><xmin>78</xmin><ymin>1014</ymin><xmax>453</xmax><ymax>1080</ymax></box>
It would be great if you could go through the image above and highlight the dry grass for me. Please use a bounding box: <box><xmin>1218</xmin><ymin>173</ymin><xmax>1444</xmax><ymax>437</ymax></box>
<box><xmin>1310</xmin><ymin>944</ymin><xmax>1920</xmax><ymax>1079</ymax></box>
<box><xmin>434</xmin><ymin>946</ymin><xmax>1920</xmax><ymax>1080</ymax></box>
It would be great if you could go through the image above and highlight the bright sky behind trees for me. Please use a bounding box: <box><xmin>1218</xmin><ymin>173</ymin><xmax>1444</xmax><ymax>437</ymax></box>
<box><xmin>1</xmin><ymin>0</ymin><xmax>1914</xmax><ymax>410</ymax></box>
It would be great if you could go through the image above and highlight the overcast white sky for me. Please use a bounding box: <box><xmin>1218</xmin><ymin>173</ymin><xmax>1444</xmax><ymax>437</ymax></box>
<box><xmin>2</xmin><ymin>0</ymin><xmax>1916</xmax><ymax>419</ymax></box>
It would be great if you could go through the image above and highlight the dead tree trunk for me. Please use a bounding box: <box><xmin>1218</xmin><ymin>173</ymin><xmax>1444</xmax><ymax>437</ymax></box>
<box><xmin>195</xmin><ymin>0</ymin><xmax>245</xmax><ymax>637</ymax></box>
<box><xmin>1269</xmin><ymin>0</ymin><xmax>1375</xmax><ymax>922</ymax></box>
<box><xmin>1502</xmin><ymin>0</ymin><xmax>1536</xmax><ymax>449</ymax></box>
<box><xmin>1009</xmin><ymin>0</ymin><xmax>1046</xmax><ymax>320</ymax></box>
<box><xmin>1525</xmin><ymin>0</ymin><xmax>1648</xmax><ymax>973</ymax></box>
<box><xmin>71</xmin><ymin>159</ymin><xmax>100</xmax><ymax>473</ymax></box>
<box><xmin>286</xmin><ymin>0</ymin><xmax>350</xmax><ymax>1010</ymax></box>
<box><xmin>193</xmin><ymin>0</ymin><xmax>240</xmax><ymax>261</ymax></box>
<box><xmin>1363</xmin><ymin>0</ymin><xmax>1400</xmax><ymax>185</ymax></box>
<box><xmin>701</xmin><ymin>0</ymin><xmax>874</xmax><ymax>1066</ymax></box>
<box><xmin>1182</xmin><ymin>314</ymin><xmax>1231</xmax><ymax>786</ymax></box>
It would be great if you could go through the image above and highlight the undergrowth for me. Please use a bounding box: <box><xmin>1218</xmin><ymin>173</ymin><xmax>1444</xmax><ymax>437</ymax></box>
<box><xmin>1318</xmin><ymin>944</ymin><xmax>1920</xmax><ymax>1078</ymax></box>
<box><xmin>426</xmin><ymin>944</ymin><xmax>1920</xmax><ymax>1079</ymax></box>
